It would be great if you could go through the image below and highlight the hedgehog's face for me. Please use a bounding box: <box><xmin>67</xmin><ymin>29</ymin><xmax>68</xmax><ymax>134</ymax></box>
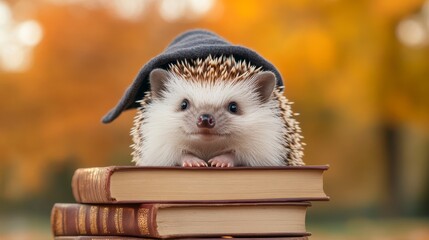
<box><xmin>149</xmin><ymin>68</ymin><xmax>276</xmax><ymax>142</ymax></box>
<box><xmin>171</xmin><ymin>87</ymin><xmax>243</xmax><ymax>142</ymax></box>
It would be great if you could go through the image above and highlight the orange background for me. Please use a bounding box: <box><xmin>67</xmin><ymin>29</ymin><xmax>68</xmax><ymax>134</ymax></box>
<box><xmin>0</xmin><ymin>0</ymin><xmax>429</xmax><ymax>239</ymax></box>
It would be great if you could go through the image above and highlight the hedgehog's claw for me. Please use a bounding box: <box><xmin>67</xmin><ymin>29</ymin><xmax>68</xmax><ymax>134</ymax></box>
<box><xmin>181</xmin><ymin>154</ymin><xmax>208</xmax><ymax>167</ymax></box>
<box><xmin>208</xmin><ymin>153</ymin><xmax>235</xmax><ymax>168</ymax></box>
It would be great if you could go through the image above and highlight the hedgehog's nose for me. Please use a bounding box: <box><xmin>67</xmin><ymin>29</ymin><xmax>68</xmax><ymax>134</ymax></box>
<box><xmin>197</xmin><ymin>114</ymin><xmax>215</xmax><ymax>129</ymax></box>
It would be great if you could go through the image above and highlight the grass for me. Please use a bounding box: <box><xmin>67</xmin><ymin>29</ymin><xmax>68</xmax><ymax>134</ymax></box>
<box><xmin>0</xmin><ymin>214</ymin><xmax>51</xmax><ymax>240</ymax></box>
<box><xmin>308</xmin><ymin>217</ymin><xmax>429</xmax><ymax>240</ymax></box>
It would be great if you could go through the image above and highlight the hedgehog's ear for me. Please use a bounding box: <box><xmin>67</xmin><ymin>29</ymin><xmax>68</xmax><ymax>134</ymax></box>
<box><xmin>253</xmin><ymin>71</ymin><xmax>276</xmax><ymax>103</ymax></box>
<box><xmin>149</xmin><ymin>68</ymin><xmax>171</xmax><ymax>99</ymax></box>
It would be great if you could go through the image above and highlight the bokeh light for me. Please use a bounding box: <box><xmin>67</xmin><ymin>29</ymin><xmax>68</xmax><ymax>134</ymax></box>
<box><xmin>106</xmin><ymin>0</ymin><xmax>148</xmax><ymax>21</ymax></box>
<box><xmin>15</xmin><ymin>20</ymin><xmax>43</xmax><ymax>47</ymax></box>
<box><xmin>397</xmin><ymin>18</ymin><xmax>427</xmax><ymax>47</ymax></box>
<box><xmin>0</xmin><ymin>1</ymin><xmax>12</xmax><ymax>26</ymax></box>
<box><xmin>0</xmin><ymin>1</ymin><xmax>43</xmax><ymax>72</ymax></box>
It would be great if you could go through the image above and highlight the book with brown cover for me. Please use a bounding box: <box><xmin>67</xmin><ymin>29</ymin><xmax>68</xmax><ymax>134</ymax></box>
<box><xmin>54</xmin><ymin>236</ymin><xmax>309</xmax><ymax>240</ymax></box>
<box><xmin>51</xmin><ymin>202</ymin><xmax>310</xmax><ymax>239</ymax></box>
<box><xmin>72</xmin><ymin>166</ymin><xmax>328</xmax><ymax>204</ymax></box>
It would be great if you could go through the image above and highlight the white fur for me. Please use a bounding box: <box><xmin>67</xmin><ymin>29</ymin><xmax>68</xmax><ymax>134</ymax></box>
<box><xmin>133</xmin><ymin>74</ymin><xmax>287</xmax><ymax>166</ymax></box>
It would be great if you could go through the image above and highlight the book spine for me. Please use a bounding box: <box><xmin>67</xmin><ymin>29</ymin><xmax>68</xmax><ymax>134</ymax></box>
<box><xmin>72</xmin><ymin>167</ymin><xmax>115</xmax><ymax>203</ymax></box>
<box><xmin>54</xmin><ymin>237</ymin><xmax>308</xmax><ymax>240</ymax></box>
<box><xmin>54</xmin><ymin>237</ymin><xmax>309</xmax><ymax>240</ymax></box>
<box><xmin>54</xmin><ymin>237</ymin><xmax>153</xmax><ymax>240</ymax></box>
<box><xmin>51</xmin><ymin>203</ymin><xmax>159</xmax><ymax>238</ymax></box>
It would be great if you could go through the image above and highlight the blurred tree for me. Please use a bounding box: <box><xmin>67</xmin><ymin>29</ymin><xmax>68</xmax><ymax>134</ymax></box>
<box><xmin>0</xmin><ymin>0</ymin><xmax>428</xmax><ymax>218</ymax></box>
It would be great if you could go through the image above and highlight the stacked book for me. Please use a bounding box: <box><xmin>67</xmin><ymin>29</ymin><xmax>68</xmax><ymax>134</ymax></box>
<box><xmin>51</xmin><ymin>166</ymin><xmax>329</xmax><ymax>239</ymax></box>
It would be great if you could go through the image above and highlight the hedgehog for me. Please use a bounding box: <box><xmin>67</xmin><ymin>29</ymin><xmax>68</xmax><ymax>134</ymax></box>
<box><xmin>101</xmin><ymin>29</ymin><xmax>305</xmax><ymax>167</ymax></box>
<box><xmin>130</xmin><ymin>55</ymin><xmax>304</xmax><ymax>167</ymax></box>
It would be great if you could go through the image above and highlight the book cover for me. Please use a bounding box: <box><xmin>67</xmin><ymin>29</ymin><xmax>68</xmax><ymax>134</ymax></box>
<box><xmin>54</xmin><ymin>236</ymin><xmax>309</xmax><ymax>240</ymax></box>
<box><xmin>51</xmin><ymin>202</ymin><xmax>310</xmax><ymax>238</ymax></box>
<box><xmin>72</xmin><ymin>166</ymin><xmax>329</xmax><ymax>204</ymax></box>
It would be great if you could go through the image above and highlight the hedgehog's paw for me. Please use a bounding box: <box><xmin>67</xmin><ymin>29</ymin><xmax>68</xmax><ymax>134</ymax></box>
<box><xmin>208</xmin><ymin>153</ymin><xmax>235</xmax><ymax>167</ymax></box>
<box><xmin>180</xmin><ymin>154</ymin><xmax>208</xmax><ymax>167</ymax></box>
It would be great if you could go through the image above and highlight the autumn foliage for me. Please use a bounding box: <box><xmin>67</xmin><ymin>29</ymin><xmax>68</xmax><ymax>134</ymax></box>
<box><xmin>0</xmin><ymin>0</ymin><xmax>428</xmax><ymax>218</ymax></box>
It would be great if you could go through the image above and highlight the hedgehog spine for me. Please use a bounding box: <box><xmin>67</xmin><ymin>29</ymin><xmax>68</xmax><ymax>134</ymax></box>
<box><xmin>131</xmin><ymin>55</ymin><xmax>304</xmax><ymax>166</ymax></box>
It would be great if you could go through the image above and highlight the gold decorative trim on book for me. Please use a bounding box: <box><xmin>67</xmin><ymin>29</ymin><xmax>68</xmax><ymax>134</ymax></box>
<box><xmin>77</xmin><ymin>168</ymin><xmax>111</xmax><ymax>203</ymax></box>
<box><xmin>102</xmin><ymin>207</ymin><xmax>109</xmax><ymax>234</ymax></box>
<box><xmin>90</xmin><ymin>206</ymin><xmax>98</xmax><ymax>234</ymax></box>
<box><xmin>114</xmin><ymin>207</ymin><xmax>124</xmax><ymax>234</ymax></box>
<box><xmin>78</xmin><ymin>205</ymin><xmax>87</xmax><ymax>234</ymax></box>
<box><xmin>53</xmin><ymin>208</ymin><xmax>64</xmax><ymax>235</ymax></box>
<box><xmin>137</xmin><ymin>208</ymin><xmax>150</xmax><ymax>235</ymax></box>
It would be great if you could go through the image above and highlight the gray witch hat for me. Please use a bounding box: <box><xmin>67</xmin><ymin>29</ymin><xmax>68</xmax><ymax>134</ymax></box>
<box><xmin>102</xmin><ymin>29</ymin><xmax>284</xmax><ymax>123</ymax></box>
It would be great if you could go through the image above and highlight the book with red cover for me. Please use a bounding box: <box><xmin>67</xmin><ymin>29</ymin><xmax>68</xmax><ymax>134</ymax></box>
<box><xmin>51</xmin><ymin>202</ymin><xmax>310</xmax><ymax>239</ymax></box>
<box><xmin>54</xmin><ymin>236</ymin><xmax>309</xmax><ymax>240</ymax></box>
<box><xmin>72</xmin><ymin>166</ymin><xmax>328</xmax><ymax>204</ymax></box>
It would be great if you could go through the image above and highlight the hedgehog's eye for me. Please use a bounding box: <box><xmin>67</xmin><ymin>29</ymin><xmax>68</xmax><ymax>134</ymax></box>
<box><xmin>228</xmin><ymin>102</ymin><xmax>238</xmax><ymax>114</ymax></box>
<box><xmin>180</xmin><ymin>99</ymin><xmax>189</xmax><ymax>110</ymax></box>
